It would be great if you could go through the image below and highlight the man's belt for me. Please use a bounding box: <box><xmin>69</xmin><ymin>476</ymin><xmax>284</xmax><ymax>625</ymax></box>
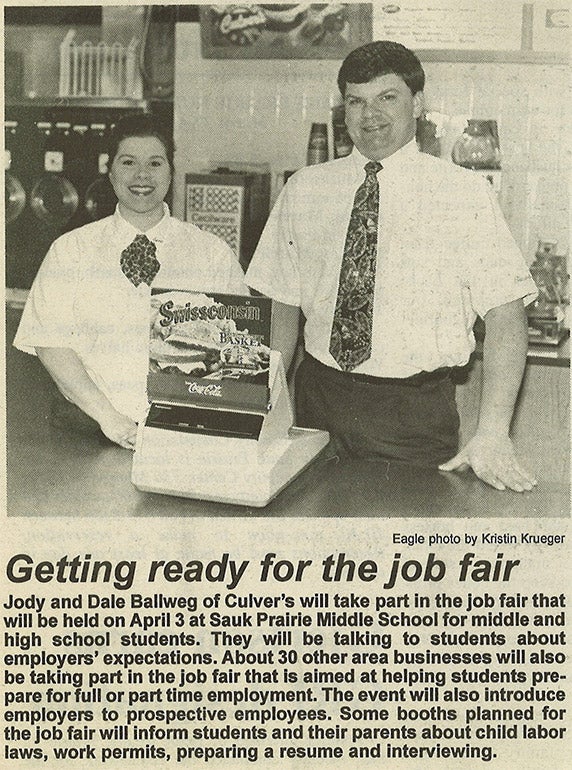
<box><xmin>305</xmin><ymin>353</ymin><xmax>452</xmax><ymax>388</ymax></box>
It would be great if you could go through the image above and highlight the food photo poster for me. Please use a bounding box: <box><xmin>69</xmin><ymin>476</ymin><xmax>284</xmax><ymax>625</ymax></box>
<box><xmin>2</xmin><ymin>1</ymin><xmax>571</xmax><ymax>768</ymax></box>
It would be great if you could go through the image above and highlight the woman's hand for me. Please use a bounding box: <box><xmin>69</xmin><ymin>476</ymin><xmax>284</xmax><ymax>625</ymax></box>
<box><xmin>98</xmin><ymin>410</ymin><xmax>138</xmax><ymax>450</ymax></box>
<box><xmin>36</xmin><ymin>347</ymin><xmax>139</xmax><ymax>449</ymax></box>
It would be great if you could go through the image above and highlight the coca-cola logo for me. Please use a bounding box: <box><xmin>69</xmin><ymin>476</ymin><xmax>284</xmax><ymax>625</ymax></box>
<box><xmin>185</xmin><ymin>381</ymin><xmax>223</xmax><ymax>398</ymax></box>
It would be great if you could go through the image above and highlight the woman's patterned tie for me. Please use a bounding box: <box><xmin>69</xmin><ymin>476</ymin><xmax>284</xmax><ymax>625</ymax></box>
<box><xmin>120</xmin><ymin>234</ymin><xmax>160</xmax><ymax>287</ymax></box>
<box><xmin>329</xmin><ymin>160</ymin><xmax>382</xmax><ymax>370</ymax></box>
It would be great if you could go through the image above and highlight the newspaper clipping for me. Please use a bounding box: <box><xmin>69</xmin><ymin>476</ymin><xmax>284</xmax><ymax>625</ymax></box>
<box><xmin>2</xmin><ymin>520</ymin><xmax>570</xmax><ymax>768</ymax></box>
<box><xmin>3</xmin><ymin>2</ymin><xmax>570</xmax><ymax>769</ymax></box>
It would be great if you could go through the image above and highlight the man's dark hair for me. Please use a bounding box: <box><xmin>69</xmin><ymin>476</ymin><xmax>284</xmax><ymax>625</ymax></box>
<box><xmin>108</xmin><ymin>113</ymin><xmax>174</xmax><ymax>169</ymax></box>
<box><xmin>338</xmin><ymin>40</ymin><xmax>425</xmax><ymax>96</ymax></box>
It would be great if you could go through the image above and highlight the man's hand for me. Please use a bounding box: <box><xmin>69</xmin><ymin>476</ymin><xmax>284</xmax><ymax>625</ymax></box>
<box><xmin>442</xmin><ymin>300</ymin><xmax>537</xmax><ymax>492</ymax></box>
<box><xmin>439</xmin><ymin>434</ymin><xmax>537</xmax><ymax>492</ymax></box>
<box><xmin>99</xmin><ymin>409</ymin><xmax>138</xmax><ymax>450</ymax></box>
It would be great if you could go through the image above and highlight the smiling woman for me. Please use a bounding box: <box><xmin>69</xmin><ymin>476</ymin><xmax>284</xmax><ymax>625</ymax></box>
<box><xmin>109</xmin><ymin>137</ymin><xmax>171</xmax><ymax>226</ymax></box>
<box><xmin>108</xmin><ymin>115</ymin><xmax>173</xmax><ymax>230</ymax></box>
<box><xmin>13</xmin><ymin>114</ymin><xmax>248</xmax><ymax>449</ymax></box>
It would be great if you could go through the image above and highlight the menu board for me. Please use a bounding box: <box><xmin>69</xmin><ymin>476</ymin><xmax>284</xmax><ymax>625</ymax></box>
<box><xmin>147</xmin><ymin>290</ymin><xmax>272</xmax><ymax>412</ymax></box>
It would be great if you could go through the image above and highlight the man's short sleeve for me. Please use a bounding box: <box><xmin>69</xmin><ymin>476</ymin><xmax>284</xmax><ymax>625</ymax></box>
<box><xmin>464</xmin><ymin>179</ymin><xmax>538</xmax><ymax>317</ymax></box>
<box><xmin>245</xmin><ymin>182</ymin><xmax>301</xmax><ymax>306</ymax></box>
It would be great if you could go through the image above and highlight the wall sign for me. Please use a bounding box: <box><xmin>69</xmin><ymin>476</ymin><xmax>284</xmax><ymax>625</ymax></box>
<box><xmin>371</xmin><ymin>1</ymin><xmax>569</xmax><ymax>63</ymax></box>
<box><xmin>373</xmin><ymin>0</ymin><xmax>523</xmax><ymax>52</ymax></box>
<box><xmin>200</xmin><ymin>4</ymin><xmax>373</xmax><ymax>59</ymax></box>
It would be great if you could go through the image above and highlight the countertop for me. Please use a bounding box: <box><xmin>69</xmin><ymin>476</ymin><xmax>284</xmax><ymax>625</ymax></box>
<box><xmin>6</xmin><ymin>308</ymin><xmax>569</xmax><ymax>519</ymax></box>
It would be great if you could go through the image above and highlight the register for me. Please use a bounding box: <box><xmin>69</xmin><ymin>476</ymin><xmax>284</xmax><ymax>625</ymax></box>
<box><xmin>131</xmin><ymin>291</ymin><xmax>329</xmax><ymax>506</ymax></box>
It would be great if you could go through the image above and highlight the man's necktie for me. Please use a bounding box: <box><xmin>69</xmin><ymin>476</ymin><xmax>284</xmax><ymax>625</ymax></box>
<box><xmin>329</xmin><ymin>160</ymin><xmax>382</xmax><ymax>370</ymax></box>
<box><xmin>120</xmin><ymin>234</ymin><xmax>160</xmax><ymax>287</ymax></box>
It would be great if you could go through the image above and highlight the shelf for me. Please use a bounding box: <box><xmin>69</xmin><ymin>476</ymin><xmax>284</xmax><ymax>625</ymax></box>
<box><xmin>6</xmin><ymin>97</ymin><xmax>150</xmax><ymax>110</ymax></box>
<box><xmin>472</xmin><ymin>336</ymin><xmax>569</xmax><ymax>368</ymax></box>
<box><xmin>418</xmin><ymin>50</ymin><xmax>569</xmax><ymax>65</ymax></box>
<box><xmin>526</xmin><ymin>337</ymin><xmax>570</xmax><ymax>367</ymax></box>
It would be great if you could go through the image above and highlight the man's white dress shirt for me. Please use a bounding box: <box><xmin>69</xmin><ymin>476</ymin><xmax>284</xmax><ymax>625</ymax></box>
<box><xmin>246</xmin><ymin>141</ymin><xmax>537</xmax><ymax>378</ymax></box>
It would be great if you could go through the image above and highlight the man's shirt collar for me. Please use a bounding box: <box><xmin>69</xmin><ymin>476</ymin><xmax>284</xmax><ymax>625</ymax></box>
<box><xmin>350</xmin><ymin>139</ymin><xmax>419</xmax><ymax>176</ymax></box>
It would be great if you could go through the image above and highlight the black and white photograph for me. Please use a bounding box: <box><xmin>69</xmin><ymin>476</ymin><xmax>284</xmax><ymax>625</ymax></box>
<box><xmin>5</xmin><ymin>2</ymin><xmax>569</xmax><ymax>517</ymax></box>
<box><xmin>2</xmin><ymin>3</ymin><xmax>570</xmax><ymax>768</ymax></box>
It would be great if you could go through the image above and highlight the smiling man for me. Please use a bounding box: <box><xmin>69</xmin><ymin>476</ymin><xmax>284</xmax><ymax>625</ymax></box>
<box><xmin>246</xmin><ymin>40</ymin><xmax>539</xmax><ymax>493</ymax></box>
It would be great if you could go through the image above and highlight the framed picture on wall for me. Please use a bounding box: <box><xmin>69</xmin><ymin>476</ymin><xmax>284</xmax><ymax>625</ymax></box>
<box><xmin>200</xmin><ymin>4</ymin><xmax>373</xmax><ymax>59</ymax></box>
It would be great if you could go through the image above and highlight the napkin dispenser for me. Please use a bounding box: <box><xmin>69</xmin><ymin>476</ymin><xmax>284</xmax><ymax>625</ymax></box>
<box><xmin>144</xmin><ymin>402</ymin><xmax>265</xmax><ymax>439</ymax></box>
<box><xmin>132</xmin><ymin>351</ymin><xmax>329</xmax><ymax>507</ymax></box>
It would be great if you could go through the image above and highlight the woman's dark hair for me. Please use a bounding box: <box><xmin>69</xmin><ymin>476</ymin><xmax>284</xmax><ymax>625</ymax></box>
<box><xmin>338</xmin><ymin>40</ymin><xmax>425</xmax><ymax>97</ymax></box>
<box><xmin>108</xmin><ymin>113</ymin><xmax>174</xmax><ymax>169</ymax></box>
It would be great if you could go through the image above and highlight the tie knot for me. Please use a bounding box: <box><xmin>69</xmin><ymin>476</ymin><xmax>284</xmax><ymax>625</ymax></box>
<box><xmin>133</xmin><ymin>233</ymin><xmax>152</xmax><ymax>247</ymax></box>
<box><xmin>365</xmin><ymin>161</ymin><xmax>382</xmax><ymax>177</ymax></box>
